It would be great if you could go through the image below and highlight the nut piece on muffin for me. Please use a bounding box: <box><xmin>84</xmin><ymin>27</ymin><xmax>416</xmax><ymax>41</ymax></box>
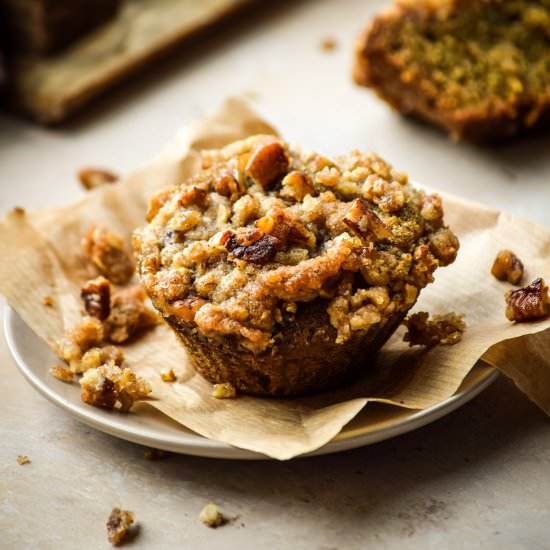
<box><xmin>134</xmin><ymin>135</ymin><xmax>459</xmax><ymax>396</ymax></box>
<box><xmin>354</xmin><ymin>0</ymin><xmax>550</xmax><ymax>142</ymax></box>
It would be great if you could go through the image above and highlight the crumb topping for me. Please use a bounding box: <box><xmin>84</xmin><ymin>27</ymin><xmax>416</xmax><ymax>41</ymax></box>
<box><xmin>134</xmin><ymin>135</ymin><xmax>458</xmax><ymax>353</ymax></box>
<box><xmin>403</xmin><ymin>311</ymin><xmax>466</xmax><ymax>346</ymax></box>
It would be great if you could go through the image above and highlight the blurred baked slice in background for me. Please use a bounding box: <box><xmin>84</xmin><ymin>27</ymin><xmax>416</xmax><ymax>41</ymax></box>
<box><xmin>1</xmin><ymin>0</ymin><xmax>120</xmax><ymax>55</ymax></box>
<box><xmin>354</xmin><ymin>0</ymin><xmax>550</xmax><ymax>143</ymax></box>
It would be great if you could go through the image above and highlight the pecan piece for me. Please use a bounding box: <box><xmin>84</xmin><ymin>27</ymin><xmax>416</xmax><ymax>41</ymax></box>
<box><xmin>224</xmin><ymin>232</ymin><xmax>279</xmax><ymax>264</ymax></box>
<box><xmin>342</xmin><ymin>199</ymin><xmax>392</xmax><ymax>243</ymax></box>
<box><xmin>403</xmin><ymin>311</ymin><xmax>465</xmax><ymax>347</ymax></box>
<box><xmin>78</xmin><ymin>167</ymin><xmax>118</xmax><ymax>190</ymax></box>
<box><xmin>81</xmin><ymin>276</ymin><xmax>111</xmax><ymax>320</ymax></box>
<box><xmin>214</xmin><ymin>170</ymin><xmax>243</xmax><ymax>201</ymax></box>
<box><xmin>178</xmin><ymin>185</ymin><xmax>209</xmax><ymax>208</ymax></box>
<box><xmin>245</xmin><ymin>142</ymin><xmax>290</xmax><ymax>189</ymax></box>
<box><xmin>491</xmin><ymin>249</ymin><xmax>524</xmax><ymax>285</ymax></box>
<box><xmin>505</xmin><ymin>278</ymin><xmax>550</xmax><ymax>322</ymax></box>
<box><xmin>280</xmin><ymin>170</ymin><xmax>316</xmax><ymax>201</ymax></box>
<box><xmin>255</xmin><ymin>207</ymin><xmax>315</xmax><ymax>249</ymax></box>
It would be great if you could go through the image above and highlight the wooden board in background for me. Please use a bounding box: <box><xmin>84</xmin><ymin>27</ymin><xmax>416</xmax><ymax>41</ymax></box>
<box><xmin>9</xmin><ymin>0</ymin><xmax>251</xmax><ymax>124</ymax></box>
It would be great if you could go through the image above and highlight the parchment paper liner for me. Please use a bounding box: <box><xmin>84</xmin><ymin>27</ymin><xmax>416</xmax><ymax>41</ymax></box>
<box><xmin>2</xmin><ymin>98</ymin><xmax>550</xmax><ymax>460</ymax></box>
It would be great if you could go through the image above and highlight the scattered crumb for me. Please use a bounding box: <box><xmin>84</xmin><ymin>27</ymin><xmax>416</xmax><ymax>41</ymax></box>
<box><xmin>78</xmin><ymin>167</ymin><xmax>119</xmax><ymax>191</ymax></box>
<box><xmin>106</xmin><ymin>507</ymin><xmax>135</xmax><ymax>545</ymax></box>
<box><xmin>160</xmin><ymin>369</ymin><xmax>176</xmax><ymax>382</ymax></box>
<box><xmin>212</xmin><ymin>382</ymin><xmax>237</xmax><ymax>399</ymax></box>
<box><xmin>104</xmin><ymin>286</ymin><xmax>159</xmax><ymax>344</ymax></box>
<box><xmin>17</xmin><ymin>455</ymin><xmax>30</xmax><ymax>465</ymax></box>
<box><xmin>80</xmin><ymin>346</ymin><xmax>124</xmax><ymax>374</ymax></box>
<box><xmin>143</xmin><ymin>448</ymin><xmax>169</xmax><ymax>461</ymax></box>
<box><xmin>320</xmin><ymin>36</ymin><xmax>338</xmax><ymax>51</ymax></box>
<box><xmin>199</xmin><ymin>503</ymin><xmax>226</xmax><ymax>528</ymax></box>
<box><xmin>81</xmin><ymin>276</ymin><xmax>111</xmax><ymax>320</ymax></box>
<box><xmin>55</xmin><ymin>316</ymin><xmax>105</xmax><ymax>372</ymax></box>
<box><xmin>80</xmin><ymin>363</ymin><xmax>152</xmax><ymax>412</ymax></box>
<box><xmin>42</xmin><ymin>296</ymin><xmax>54</xmax><ymax>307</ymax></box>
<box><xmin>49</xmin><ymin>364</ymin><xmax>75</xmax><ymax>383</ymax></box>
<box><xmin>403</xmin><ymin>311</ymin><xmax>465</xmax><ymax>346</ymax></box>
<box><xmin>491</xmin><ymin>249</ymin><xmax>524</xmax><ymax>285</ymax></box>
<box><xmin>82</xmin><ymin>224</ymin><xmax>134</xmax><ymax>285</ymax></box>
<box><xmin>505</xmin><ymin>277</ymin><xmax>550</xmax><ymax>322</ymax></box>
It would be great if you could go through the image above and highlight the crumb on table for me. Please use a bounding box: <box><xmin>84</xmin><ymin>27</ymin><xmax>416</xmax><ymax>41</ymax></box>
<box><xmin>403</xmin><ymin>311</ymin><xmax>465</xmax><ymax>346</ymax></box>
<box><xmin>106</xmin><ymin>507</ymin><xmax>135</xmax><ymax>545</ymax></box>
<box><xmin>321</xmin><ymin>37</ymin><xmax>337</xmax><ymax>51</ymax></box>
<box><xmin>17</xmin><ymin>455</ymin><xmax>30</xmax><ymax>465</ymax></box>
<box><xmin>199</xmin><ymin>503</ymin><xmax>226</xmax><ymax>528</ymax></box>
<box><xmin>78</xmin><ymin>167</ymin><xmax>119</xmax><ymax>191</ymax></box>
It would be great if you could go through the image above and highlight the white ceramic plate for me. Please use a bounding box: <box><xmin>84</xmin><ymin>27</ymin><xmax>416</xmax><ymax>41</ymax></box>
<box><xmin>5</xmin><ymin>305</ymin><xmax>498</xmax><ymax>459</ymax></box>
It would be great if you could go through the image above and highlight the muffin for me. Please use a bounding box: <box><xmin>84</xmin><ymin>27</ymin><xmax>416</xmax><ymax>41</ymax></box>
<box><xmin>134</xmin><ymin>135</ymin><xmax>458</xmax><ymax>396</ymax></box>
<box><xmin>354</xmin><ymin>0</ymin><xmax>550</xmax><ymax>142</ymax></box>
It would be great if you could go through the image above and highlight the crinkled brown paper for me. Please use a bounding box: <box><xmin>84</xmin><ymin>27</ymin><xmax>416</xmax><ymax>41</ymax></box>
<box><xmin>2</xmin><ymin>98</ymin><xmax>550</xmax><ymax>460</ymax></box>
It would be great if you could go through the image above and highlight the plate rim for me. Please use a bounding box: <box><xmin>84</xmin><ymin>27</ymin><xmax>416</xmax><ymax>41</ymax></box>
<box><xmin>4</xmin><ymin>304</ymin><xmax>499</xmax><ymax>460</ymax></box>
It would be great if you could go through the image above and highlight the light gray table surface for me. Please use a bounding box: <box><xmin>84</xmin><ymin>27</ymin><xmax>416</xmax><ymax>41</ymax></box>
<box><xmin>1</xmin><ymin>1</ymin><xmax>550</xmax><ymax>548</ymax></box>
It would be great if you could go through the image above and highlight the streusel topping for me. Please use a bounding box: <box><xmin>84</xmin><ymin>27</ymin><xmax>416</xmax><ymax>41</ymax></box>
<box><xmin>134</xmin><ymin>135</ymin><xmax>458</xmax><ymax>353</ymax></box>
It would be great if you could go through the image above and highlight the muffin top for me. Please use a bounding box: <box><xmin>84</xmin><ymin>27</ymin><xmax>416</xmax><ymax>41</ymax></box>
<box><xmin>134</xmin><ymin>135</ymin><xmax>458</xmax><ymax>354</ymax></box>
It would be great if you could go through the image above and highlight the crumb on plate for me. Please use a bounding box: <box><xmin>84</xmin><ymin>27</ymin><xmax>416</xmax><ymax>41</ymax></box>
<box><xmin>212</xmin><ymin>382</ymin><xmax>237</xmax><ymax>399</ymax></box>
<box><xmin>17</xmin><ymin>455</ymin><xmax>30</xmax><ymax>465</ymax></box>
<box><xmin>160</xmin><ymin>369</ymin><xmax>176</xmax><ymax>382</ymax></box>
<box><xmin>491</xmin><ymin>249</ymin><xmax>524</xmax><ymax>285</ymax></box>
<box><xmin>80</xmin><ymin>363</ymin><xmax>151</xmax><ymax>412</ymax></box>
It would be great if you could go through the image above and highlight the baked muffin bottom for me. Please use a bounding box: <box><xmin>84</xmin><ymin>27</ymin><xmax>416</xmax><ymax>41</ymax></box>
<box><xmin>165</xmin><ymin>300</ymin><xmax>407</xmax><ymax>397</ymax></box>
